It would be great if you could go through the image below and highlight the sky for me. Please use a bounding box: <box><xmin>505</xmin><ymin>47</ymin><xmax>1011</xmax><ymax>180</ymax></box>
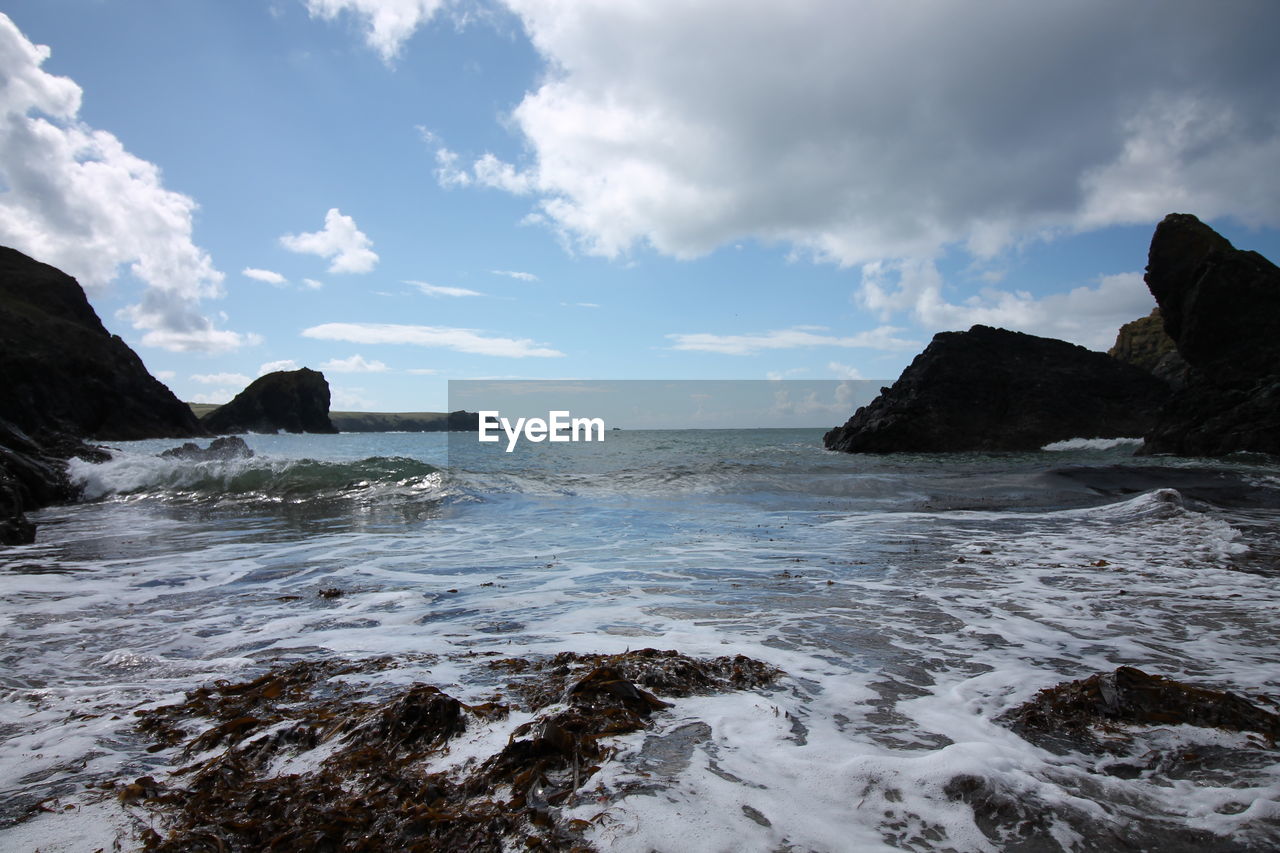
<box><xmin>2</xmin><ymin>0</ymin><xmax>1278</xmax><ymax>413</ymax></box>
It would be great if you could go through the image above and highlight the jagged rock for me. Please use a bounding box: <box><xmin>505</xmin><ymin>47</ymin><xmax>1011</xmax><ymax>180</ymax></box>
<box><xmin>159</xmin><ymin>436</ymin><xmax>255</xmax><ymax>461</ymax></box>
<box><xmin>1145</xmin><ymin>378</ymin><xmax>1280</xmax><ymax>457</ymax></box>
<box><xmin>1109</xmin><ymin>308</ymin><xmax>1190</xmax><ymax>389</ymax></box>
<box><xmin>824</xmin><ymin>325</ymin><xmax>1170</xmax><ymax>453</ymax></box>
<box><xmin>0</xmin><ymin>247</ymin><xmax>202</xmax><ymax>442</ymax></box>
<box><xmin>1140</xmin><ymin>214</ymin><xmax>1280</xmax><ymax>456</ymax></box>
<box><xmin>0</xmin><ymin>246</ymin><xmax>198</xmax><ymax>543</ymax></box>
<box><xmin>201</xmin><ymin>369</ymin><xmax>337</xmax><ymax>435</ymax></box>
<box><xmin>0</xmin><ymin>418</ymin><xmax>110</xmax><ymax>545</ymax></box>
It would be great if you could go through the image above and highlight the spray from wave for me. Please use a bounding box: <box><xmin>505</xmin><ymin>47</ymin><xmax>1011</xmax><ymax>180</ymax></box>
<box><xmin>68</xmin><ymin>451</ymin><xmax>447</xmax><ymax>505</ymax></box>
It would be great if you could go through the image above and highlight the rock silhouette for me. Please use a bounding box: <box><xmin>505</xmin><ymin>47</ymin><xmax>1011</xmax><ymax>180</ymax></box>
<box><xmin>201</xmin><ymin>368</ymin><xmax>337</xmax><ymax>435</ymax></box>
<box><xmin>1139</xmin><ymin>213</ymin><xmax>1280</xmax><ymax>457</ymax></box>
<box><xmin>824</xmin><ymin>325</ymin><xmax>1169</xmax><ymax>453</ymax></box>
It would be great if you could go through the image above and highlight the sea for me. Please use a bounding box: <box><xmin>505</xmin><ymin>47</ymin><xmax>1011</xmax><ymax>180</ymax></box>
<box><xmin>1</xmin><ymin>428</ymin><xmax>1279</xmax><ymax>851</ymax></box>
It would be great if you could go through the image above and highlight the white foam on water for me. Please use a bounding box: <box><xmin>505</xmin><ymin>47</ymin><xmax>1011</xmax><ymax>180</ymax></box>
<box><xmin>1041</xmin><ymin>437</ymin><xmax>1145</xmax><ymax>451</ymax></box>
<box><xmin>0</xmin><ymin>798</ymin><xmax>147</xmax><ymax>852</ymax></box>
<box><xmin>3</xmin><ymin>448</ymin><xmax>1279</xmax><ymax>851</ymax></box>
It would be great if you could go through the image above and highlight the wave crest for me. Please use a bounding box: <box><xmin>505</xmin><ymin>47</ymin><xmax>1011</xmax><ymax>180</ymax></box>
<box><xmin>69</xmin><ymin>452</ymin><xmax>445</xmax><ymax>505</ymax></box>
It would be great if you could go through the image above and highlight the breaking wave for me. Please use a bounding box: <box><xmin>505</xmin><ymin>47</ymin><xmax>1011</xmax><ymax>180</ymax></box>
<box><xmin>68</xmin><ymin>451</ymin><xmax>446</xmax><ymax>505</ymax></box>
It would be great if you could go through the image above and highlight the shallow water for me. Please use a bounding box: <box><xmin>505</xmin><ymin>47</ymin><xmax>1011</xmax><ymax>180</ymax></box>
<box><xmin>2</xmin><ymin>429</ymin><xmax>1279</xmax><ymax>850</ymax></box>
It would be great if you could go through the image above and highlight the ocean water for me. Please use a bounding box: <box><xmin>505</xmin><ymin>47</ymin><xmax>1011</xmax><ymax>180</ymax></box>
<box><xmin>2</xmin><ymin>428</ymin><xmax>1279</xmax><ymax>851</ymax></box>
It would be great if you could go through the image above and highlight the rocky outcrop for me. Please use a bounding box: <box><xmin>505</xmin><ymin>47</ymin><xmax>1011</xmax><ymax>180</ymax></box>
<box><xmin>0</xmin><ymin>246</ymin><xmax>199</xmax><ymax>544</ymax></box>
<box><xmin>159</xmin><ymin>436</ymin><xmax>255</xmax><ymax>461</ymax></box>
<box><xmin>824</xmin><ymin>325</ymin><xmax>1170</xmax><ymax>453</ymax></box>
<box><xmin>1139</xmin><ymin>214</ymin><xmax>1280</xmax><ymax>456</ymax></box>
<box><xmin>1108</xmin><ymin>308</ymin><xmax>1189</xmax><ymax>389</ymax></box>
<box><xmin>0</xmin><ymin>419</ymin><xmax>68</xmax><ymax>544</ymax></box>
<box><xmin>0</xmin><ymin>247</ymin><xmax>203</xmax><ymax>442</ymax></box>
<box><xmin>201</xmin><ymin>369</ymin><xmax>337</xmax><ymax>435</ymax></box>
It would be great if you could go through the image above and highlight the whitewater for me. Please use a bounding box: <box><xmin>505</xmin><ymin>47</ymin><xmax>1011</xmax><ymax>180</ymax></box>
<box><xmin>1</xmin><ymin>429</ymin><xmax>1278</xmax><ymax>851</ymax></box>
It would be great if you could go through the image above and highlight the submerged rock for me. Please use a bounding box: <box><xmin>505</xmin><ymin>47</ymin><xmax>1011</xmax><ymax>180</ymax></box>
<box><xmin>1140</xmin><ymin>214</ymin><xmax>1280</xmax><ymax>457</ymax></box>
<box><xmin>158</xmin><ymin>436</ymin><xmax>254</xmax><ymax>461</ymax></box>
<box><xmin>824</xmin><ymin>325</ymin><xmax>1170</xmax><ymax>453</ymax></box>
<box><xmin>1000</xmin><ymin>665</ymin><xmax>1280</xmax><ymax>756</ymax></box>
<box><xmin>201</xmin><ymin>368</ymin><xmax>337</xmax><ymax>435</ymax></box>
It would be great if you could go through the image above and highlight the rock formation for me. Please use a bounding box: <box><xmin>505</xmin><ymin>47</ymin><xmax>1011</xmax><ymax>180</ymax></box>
<box><xmin>1108</xmin><ymin>308</ymin><xmax>1189</xmax><ymax>389</ymax></box>
<box><xmin>824</xmin><ymin>325</ymin><xmax>1170</xmax><ymax>453</ymax></box>
<box><xmin>159</xmin><ymin>436</ymin><xmax>255</xmax><ymax>461</ymax></box>
<box><xmin>201</xmin><ymin>369</ymin><xmax>337</xmax><ymax>435</ymax></box>
<box><xmin>1139</xmin><ymin>214</ymin><xmax>1280</xmax><ymax>456</ymax></box>
<box><xmin>0</xmin><ymin>246</ymin><xmax>200</xmax><ymax>544</ymax></box>
<box><xmin>0</xmin><ymin>418</ymin><xmax>80</xmax><ymax>544</ymax></box>
<box><xmin>0</xmin><ymin>247</ymin><xmax>202</xmax><ymax>441</ymax></box>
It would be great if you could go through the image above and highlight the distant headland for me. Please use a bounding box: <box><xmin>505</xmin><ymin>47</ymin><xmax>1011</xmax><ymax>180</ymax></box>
<box><xmin>189</xmin><ymin>405</ymin><xmax>481</xmax><ymax>434</ymax></box>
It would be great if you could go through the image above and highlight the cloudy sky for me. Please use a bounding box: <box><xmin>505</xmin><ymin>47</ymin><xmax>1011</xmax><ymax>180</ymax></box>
<box><xmin>3</xmin><ymin>1</ymin><xmax>1278</xmax><ymax>411</ymax></box>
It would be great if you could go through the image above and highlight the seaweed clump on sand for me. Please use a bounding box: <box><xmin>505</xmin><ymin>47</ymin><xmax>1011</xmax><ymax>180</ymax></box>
<box><xmin>999</xmin><ymin>665</ymin><xmax>1280</xmax><ymax>756</ymax></box>
<box><xmin>121</xmin><ymin>649</ymin><xmax>781</xmax><ymax>851</ymax></box>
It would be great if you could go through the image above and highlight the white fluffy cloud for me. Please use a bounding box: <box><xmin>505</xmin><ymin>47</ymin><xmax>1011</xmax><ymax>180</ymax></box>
<box><xmin>828</xmin><ymin>362</ymin><xmax>863</xmax><ymax>380</ymax></box>
<box><xmin>668</xmin><ymin>326</ymin><xmax>918</xmax><ymax>356</ymax></box>
<box><xmin>0</xmin><ymin>14</ymin><xmax>251</xmax><ymax>352</ymax></box>
<box><xmin>280</xmin><ymin>208</ymin><xmax>378</xmax><ymax>273</ymax></box>
<box><xmin>243</xmin><ymin>267</ymin><xmax>287</xmax><ymax>285</ymax></box>
<box><xmin>330</xmin><ymin>385</ymin><xmax>376</xmax><ymax>410</ymax></box>
<box><xmin>303</xmin><ymin>322</ymin><xmax>564</xmax><ymax>357</ymax></box>
<box><xmin>304</xmin><ymin>0</ymin><xmax>449</xmax><ymax>63</ymax></box>
<box><xmin>402</xmin><ymin>2</ymin><xmax>1280</xmax><ymax>267</ymax></box>
<box><xmin>858</xmin><ymin>261</ymin><xmax>1155</xmax><ymax>351</ymax></box>
<box><xmin>258</xmin><ymin>359</ymin><xmax>299</xmax><ymax>375</ymax></box>
<box><xmin>319</xmin><ymin>354</ymin><xmax>389</xmax><ymax>372</ymax></box>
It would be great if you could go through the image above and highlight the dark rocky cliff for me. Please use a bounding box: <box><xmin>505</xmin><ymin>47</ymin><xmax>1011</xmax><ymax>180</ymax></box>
<box><xmin>1140</xmin><ymin>214</ymin><xmax>1280</xmax><ymax>457</ymax></box>
<box><xmin>0</xmin><ymin>247</ymin><xmax>202</xmax><ymax>441</ymax></box>
<box><xmin>0</xmin><ymin>246</ymin><xmax>200</xmax><ymax>544</ymax></box>
<box><xmin>201</xmin><ymin>369</ymin><xmax>337</xmax><ymax>435</ymax></box>
<box><xmin>824</xmin><ymin>325</ymin><xmax>1170</xmax><ymax>453</ymax></box>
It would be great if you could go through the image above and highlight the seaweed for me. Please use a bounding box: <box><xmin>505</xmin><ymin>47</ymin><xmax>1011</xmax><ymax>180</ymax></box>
<box><xmin>122</xmin><ymin>649</ymin><xmax>782</xmax><ymax>851</ymax></box>
<box><xmin>1000</xmin><ymin>665</ymin><xmax>1280</xmax><ymax>756</ymax></box>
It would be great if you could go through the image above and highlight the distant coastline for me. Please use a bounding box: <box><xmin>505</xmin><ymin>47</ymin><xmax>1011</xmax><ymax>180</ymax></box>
<box><xmin>187</xmin><ymin>403</ymin><xmax>468</xmax><ymax>433</ymax></box>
